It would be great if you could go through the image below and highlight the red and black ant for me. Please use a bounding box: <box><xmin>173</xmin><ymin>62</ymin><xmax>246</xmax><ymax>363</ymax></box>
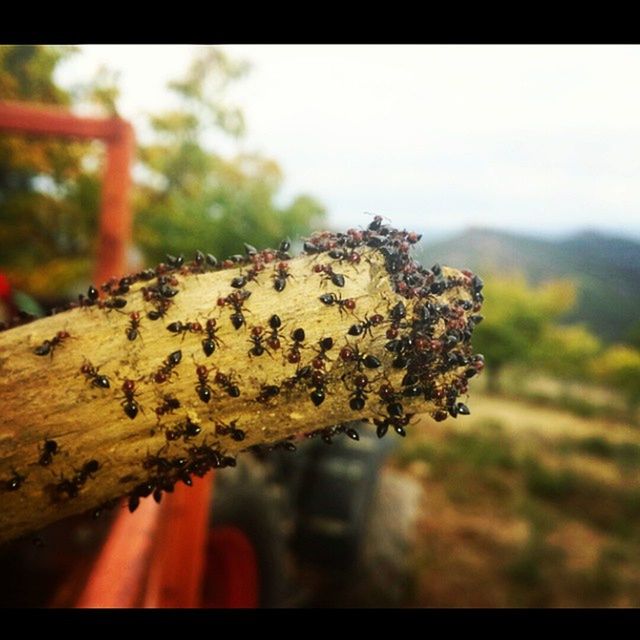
<box><xmin>339</xmin><ymin>344</ymin><xmax>382</xmax><ymax>370</ymax></box>
<box><xmin>286</xmin><ymin>327</ymin><xmax>306</xmax><ymax>364</ymax></box>
<box><xmin>195</xmin><ymin>364</ymin><xmax>213</xmax><ymax>403</ymax></box>
<box><xmin>214</xmin><ymin>369</ymin><xmax>241</xmax><ymax>397</ymax></box>
<box><xmin>120</xmin><ymin>379</ymin><xmax>141</xmax><ymax>419</ymax></box>
<box><xmin>319</xmin><ymin>292</ymin><xmax>356</xmax><ymax>316</ymax></box>
<box><xmin>312</xmin><ymin>263</ymin><xmax>346</xmax><ymax>288</ymax></box>
<box><xmin>273</xmin><ymin>261</ymin><xmax>293</xmax><ymax>292</ymax></box>
<box><xmin>34</xmin><ymin>331</ymin><xmax>71</xmax><ymax>357</ymax></box>
<box><xmin>165</xmin><ymin>417</ymin><xmax>202</xmax><ymax>441</ymax></box>
<box><xmin>80</xmin><ymin>361</ymin><xmax>110</xmax><ymax>389</ymax></box>
<box><xmin>347</xmin><ymin>313</ymin><xmax>384</xmax><ymax>338</ymax></box>
<box><xmin>202</xmin><ymin>318</ymin><xmax>223</xmax><ymax>356</ymax></box>
<box><xmin>248</xmin><ymin>326</ymin><xmax>270</xmax><ymax>357</ymax></box>
<box><xmin>311</xmin><ymin>337</ymin><xmax>334</xmax><ymax>370</ymax></box>
<box><xmin>215</xmin><ymin>419</ymin><xmax>246</xmax><ymax>441</ymax></box>
<box><xmin>126</xmin><ymin>311</ymin><xmax>142</xmax><ymax>341</ymax></box>
<box><xmin>167</xmin><ymin>320</ymin><xmax>203</xmax><ymax>341</ymax></box>
<box><xmin>153</xmin><ymin>350</ymin><xmax>182</xmax><ymax>384</ymax></box>
<box><xmin>266</xmin><ymin>314</ymin><xmax>284</xmax><ymax>350</ymax></box>
<box><xmin>256</xmin><ymin>383</ymin><xmax>280</xmax><ymax>405</ymax></box>
<box><xmin>154</xmin><ymin>394</ymin><xmax>180</xmax><ymax>419</ymax></box>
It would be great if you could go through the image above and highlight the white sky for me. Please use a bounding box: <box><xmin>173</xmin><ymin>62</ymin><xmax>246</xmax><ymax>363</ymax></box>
<box><xmin>57</xmin><ymin>45</ymin><xmax>640</xmax><ymax>240</ymax></box>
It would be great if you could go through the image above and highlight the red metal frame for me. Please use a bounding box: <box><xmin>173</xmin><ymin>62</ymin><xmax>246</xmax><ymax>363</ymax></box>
<box><xmin>0</xmin><ymin>100</ymin><xmax>134</xmax><ymax>284</ymax></box>
<box><xmin>0</xmin><ymin>102</ymin><xmax>246</xmax><ymax>608</ymax></box>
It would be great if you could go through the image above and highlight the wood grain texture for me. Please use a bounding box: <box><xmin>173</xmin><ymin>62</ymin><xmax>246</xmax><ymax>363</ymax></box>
<box><xmin>0</xmin><ymin>231</ymin><xmax>483</xmax><ymax>543</ymax></box>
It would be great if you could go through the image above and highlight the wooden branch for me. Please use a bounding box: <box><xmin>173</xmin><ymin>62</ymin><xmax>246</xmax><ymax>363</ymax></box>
<box><xmin>0</xmin><ymin>224</ymin><xmax>484</xmax><ymax>543</ymax></box>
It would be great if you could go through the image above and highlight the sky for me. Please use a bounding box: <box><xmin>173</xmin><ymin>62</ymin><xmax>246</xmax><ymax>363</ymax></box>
<box><xmin>57</xmin><ymin>45</ymin><xmax>640</xmax><ymax>240</ymax></box>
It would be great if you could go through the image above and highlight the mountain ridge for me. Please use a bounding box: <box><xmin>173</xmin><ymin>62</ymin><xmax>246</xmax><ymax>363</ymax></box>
<box><xmin>415</xmin><ymin>227</ymin><xmax>640</xmax><ymax>342</ymax></box>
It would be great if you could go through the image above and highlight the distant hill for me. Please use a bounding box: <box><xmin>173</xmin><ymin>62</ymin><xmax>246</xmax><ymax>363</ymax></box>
<box><xmin>416</xmin><ymin>228</ymin><xmax>640</xmax><ymax>342</ymax></box>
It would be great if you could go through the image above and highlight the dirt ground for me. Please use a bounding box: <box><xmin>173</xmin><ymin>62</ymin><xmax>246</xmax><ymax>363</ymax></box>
<box><xmin>393</xmin><ymin>392</ymin><xmax>640</xmax><ymax>607</ymax></box>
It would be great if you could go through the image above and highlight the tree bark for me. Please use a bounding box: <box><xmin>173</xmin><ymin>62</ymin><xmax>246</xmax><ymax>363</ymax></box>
<box><xmin>0</xmin><ymin>228</ymin><xmax>484</xmax><ymax>543</ymax></box>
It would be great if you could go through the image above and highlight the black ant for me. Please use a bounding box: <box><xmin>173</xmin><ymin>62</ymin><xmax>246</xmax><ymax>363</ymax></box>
<box><xmin>339</xmin><ymin>344</ymin><xmax>381</xmax><ymax>370</ymax></box>
<box><xmin>277</xmin><ymin>239</ymin><xmax>291</xmax><ymax>260</ymax></box>
<box><xmin>126</xmin><ymin>311</ymin><xmax>142</xmax><ymax>341</ymax></box>
<box><xmin>153</xmin><ymin>350</ymin><xmax>182</xmax><ymax>383</ymax></box>
<box><xmin>319</xmin><ymin>292</ymin><xmax>356</xmax><ymax>316</ymax></box>
<box><xmin>273</xmin><ymin>261</ymin><xmax>293</xmax><ymax>292</ymax></box>
<box><xmin>34</xmin><ymin>330</ymin><xmax>71</xmax><ymax>357</ymax></box>
<box><xmin>195</xmin><ymin>364</ymin><xmax>213</xmax><ymax>403</ymax></box>
<box><xmin>38</xmin><ymin>439</ymin><xmax>59</xmax><ymax>466</ymax></box>
<box><xmin>202</xmin><ymin>318</ymin><xmax>223</xmax><ymax>356</ymax></box>
<box><xmin>120</xmin><ymin>379</ymin><xmax>141</xmax><ymax>419</ymax></box>
<box><xmin>5</xmin><ymin>469</ymin><xmax>25</xmax><ymax>491</ymax></box>
<box><xmin>214</xmin><ymin>369</ymin><xmax>241</xmax><ymax>397</ymax></box>
<box><xmin>287</xmin><ymin>327</ymin><xmax>306</xmax><ymax>364</ymax></box>
<box><xmin>348</xmin><ymin>313</ymin><xmax>385</xmax><ymax>338</ymax></box>
<box><xmin>80</xmin><ymin>361</ymin><xmax>110</xmax><ymax>389</ymax></box>
<box><xmin>215</xmin><ymin>419</ymin><xmax>245</xmax><ymax>442</ymax></box>
<box><xmin>266</xmin><ymin>314</ymin><xmax>284</xmax><ymax>350</ymax></box>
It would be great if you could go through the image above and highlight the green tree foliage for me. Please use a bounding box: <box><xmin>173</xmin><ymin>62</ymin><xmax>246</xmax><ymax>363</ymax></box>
<box><xmin>592</xmin><ymin>345</ymin><xmax>640</xmax><ymax>409</ymax></box>
<box><xmin>0</xmin><ymin>45</ymin><xmax>102</xmax><ymax>297</ymax></box>
<box><xmin>134</xmin><ymin>48</ymin><xmax>326</xmax><ymax>264</ymax></box>
<box><xmin>473</xmin><ymin>275</ymin><xmax>601</xmax><ymax>390</ymax></box>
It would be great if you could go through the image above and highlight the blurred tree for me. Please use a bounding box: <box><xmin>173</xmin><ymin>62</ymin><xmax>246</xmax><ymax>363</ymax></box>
<box><xmin>592</xmin><ymin>345</ymin><xmax>640</xmax><ymax>410</ymax></box>
<box><xmin>472</xmin><ymin>275</ymin><xmax>601</xmax><ymax>391</ymax></box>
<box><xmin>0</xmin><ymin>45</ymin><xmax>107</xmax><ymax>298</ymax></box>
<box><xmin>0</xmin><ymin>45</ymin><xmax>326</xmax><ymax>298</ymax></box>
<box><xmin>135</xmin><ymin>48</ymin><xmax>325</xmax><ymax>264</ymax></box>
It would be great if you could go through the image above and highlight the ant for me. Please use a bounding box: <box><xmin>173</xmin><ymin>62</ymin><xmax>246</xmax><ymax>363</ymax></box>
<box><xmin>195</xmin><ymin>364</ymin><xmax>213</xmax><ymax>403</ymax></box>
<box><xmin>273</xmin><ymin>261</ymin><xmax>293</xmax><ymax>292</ymax></box>
<box><xmin>153</xmin><ymin>350</ymin><xmax>182</xmax><ymax>383</ymax></box>
<box><xmin>248</xmin><ymin>326</ymin><xmax>270</xmax><ymax>357</ymax></box>
<box><xmin>214</xmin><ymin>369</ymin><xmax>241</xmax><ymax>397</ymax></box>
<box><xmin>256</xmin><ymin>384</ymin><xmax>280</xmax><ymax>405</ymax></box>
<box><xmin>345</xmin><ymin>372</ymin><xmax>373</xmax><ymax>411</ymax></box>
<box><xmin>311</xmin><ymin>337</ymin><xmax>334</xmax><ymax>370</ymax></box>
<box><xmin>312</xmin><ymin>263</ymin><xmax>346</xmax><ymax>288</ymax></box>
<box><xmin>5</xmin><ymin>469</ymin><xmax>26</xmax><ymax>491</ymax></box>
<box><xmin>287</xmin><ymin>327</ymin><xmax>306</xmax><ymax>364</ymax></box>
<box><xmin>154</xmin><ymin>394</ymin><xmax>180</xmax><ymax>419</ymax></box>
<box><xmin>215</xmin><ymin>419</ymin><xmax>246</xmax><ymax>442</ymax></box>
<box><xmin>339</xmin><ymin>344</ymin><xmax>382</xmax><ymax>370</ymax></box>
<box><xmin>218</xmin><ymin>290</ymin><xmax>251</xmax><ymax>330</ymax></box>
<box><xmin>120</xmin><ymin>379</ymin><xmax>141</xmax><ymax>419</ymax></box>
<box><xmin>277</xmin><ymin>239</ymin><xmax>291</xmax><ymax>260</ymax></box>
<box><xmin>165</xmin><ymin>418</ymin><xmax>201</xmax><ymax>441</ymax></box>
<box><xmin>126</xmin><ymin>311</ymin><xmax>142</xmax><ymax>341</ymax></box>
<box><xmin>319</xmin><ymin>292</ymin><xmax>356</xmax><ymax>316</ymax></box>
<box><xmin>282</xmin><ymin>365</ymin><xmax>312</xmax><ymax>391</ymax></box>
<box><xmin>202</xmin><ymin>318</ymin><xmax>223</xmax><ymax>356</ymax></box>
<box><xmin>347</xmin><ymin>313</ymin><xmax>385</xmax><ymax>338</ymax></box>
<box><xmin>167</xmin><ymin>320</ymin><xmax>203</xmax><ymax>340</ymax></box>
<box><xmin>147</xmin><ymin>298</ymin><xmax>172</xmax><ymax>321</ymax></box>
<box><xmin>97</xmin><ymin>297</ymin><xmax>127</xmax><ymax>312</ymax></box>
<box><xmin>266</xmin><ymin>314</ymin><xmax>284</xmax><ymax>350</ymax></box>
<box><xmin>38</xmin><ymin>439</ymin><xmax>59</xmax><ymax>466</ymax></box>
<box><xmin>377</xmin><ymin>381</ymin><xmax>405</xmax><ymax>419</ymax></box>
<box><xmin>309</xmin><ymin>369</ymin><xmax>328</xmax><ymax>406</ymax></box>
<box><xmin>80</xmin><ymin>361</ymin><xmax>110</xmax><ymax>389</ymax></box>
<box><xmin>34</xmin><ymin>330</ymin><xmax>71</xmax><ymax>357</ymax></box>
